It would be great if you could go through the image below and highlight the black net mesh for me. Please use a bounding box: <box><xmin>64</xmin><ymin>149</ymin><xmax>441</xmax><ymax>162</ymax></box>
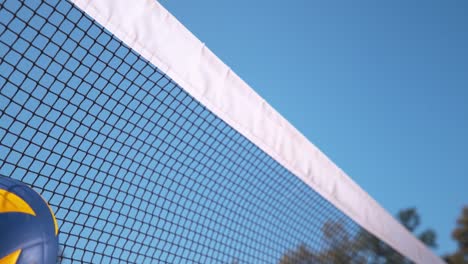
<box><xmin>0</xmin><ymin>0</ymin><xmax>413</xmax><ymax>263</ymax></box>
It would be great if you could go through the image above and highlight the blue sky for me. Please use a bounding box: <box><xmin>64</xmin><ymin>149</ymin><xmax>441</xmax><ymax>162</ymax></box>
<box><xmin>161</xmin><ymin>0</ymin><xmax>468</xmax><ymax>256</ymax></box>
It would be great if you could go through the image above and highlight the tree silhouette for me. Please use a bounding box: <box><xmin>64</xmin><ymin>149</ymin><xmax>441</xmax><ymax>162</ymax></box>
<box><xmin>444</xmin><ymin>206</ymin><xmax>468</xmax><ymax>264</ymax></box>
<box><xmin>278</xmin><ymin>208</ymin><xmax>437</xmax><ymax>264</ymax></box>
<box><xmin>318</xmin><ymin>219</ymin><xmax>366</xmax><ymax>263</ymax></box>
<box><xmin>279</xmin><ymin>219</ymin><xmax>366</xmax><ymax>264</ymax></box>
<box><xmin>355</xmin><ymin>208</ymin><xmax>437</xmax><ymax>264</ymax></box>
<box><xmin>278</xmin><ymin>244</ymin><xmax>321</xmax><ymax>264</ymax></box>
<box><xmin>397</xmin><ymin>208</ymin><xmax>437</xmax><ymax>248</ymax></box>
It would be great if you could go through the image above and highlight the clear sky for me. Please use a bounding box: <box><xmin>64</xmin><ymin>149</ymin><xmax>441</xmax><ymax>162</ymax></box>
<box><xmin>161</xmin><ymin>0</ymin><xmax>468</xmax><ymax>256</ymax></box>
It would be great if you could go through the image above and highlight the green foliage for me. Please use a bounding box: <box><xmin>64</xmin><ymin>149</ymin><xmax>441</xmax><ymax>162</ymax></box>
<box><xmin>418</xmin><ymin>230</ymin><xmax>437</xmax><ymax>249</ymax></box>
<box><xmin>318</xmin><ymin>220</ymin><xmax>366</xmax><ymax>264</ymax></box>
<box><xmin>278</xmin><ymin>208</ymin><xmax>437</xmax><ymax>264</ymax></box>
<box><xmin>398</xmin><ymin>208</ymin><xmax>421</xmax><ymax>233</ymax></box>
<box><xmin>444</xmin><ymin>206</ymin><xmax>468</xmax><ymax>264</ymax></box>
<box><xmin>278</xmin><ymin>244</ymin><xmax>320</xmax><ymax>264</ymax></box>
<box><xmin>278</xmin><ymin>220</ymin><xmax>367</xmax><ymax>264</ymax></box>
<box><xmin>396</xmin><ymin>208</ymin><xmax>437</xmax><ymax>249</ymax></box>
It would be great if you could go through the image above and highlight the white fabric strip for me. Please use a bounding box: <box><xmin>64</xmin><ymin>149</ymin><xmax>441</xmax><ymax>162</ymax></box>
<box><xmin>71</xmin><ymin>0</ymin><xmax>442</xmax><ymax>263</ymax></box>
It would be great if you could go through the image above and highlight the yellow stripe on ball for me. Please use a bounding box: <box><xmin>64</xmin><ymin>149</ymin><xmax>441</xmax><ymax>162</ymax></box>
<box><xmin>0</xmin><ymin>249</ymin><xmax>21</xmax><ymax>264</ymax></box>
<box><xmin>42</xmin><ymin>198</ymin><xmax>59</xmax><ymax>236</ymax></box>
<box><xmin>0</xmin><ymin>189</ymin><xmax>36</xmax><ymax>216</ymax></box>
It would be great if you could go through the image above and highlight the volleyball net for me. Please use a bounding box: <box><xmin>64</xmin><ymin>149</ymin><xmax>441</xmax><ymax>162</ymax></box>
<box><xmin>0</xmin><ymin>0</ymin><xmax>442</xmax><ymax>263</ymax></box>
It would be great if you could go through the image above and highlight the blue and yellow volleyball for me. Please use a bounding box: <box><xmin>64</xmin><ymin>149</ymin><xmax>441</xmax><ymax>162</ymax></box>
<box><xmin>0</xmin><ymin>177</ymin><xmax>59</xmax><ymax>264</ymax></box>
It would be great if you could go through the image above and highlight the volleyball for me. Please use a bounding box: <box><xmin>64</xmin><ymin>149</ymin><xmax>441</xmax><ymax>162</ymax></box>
<box><xmin>0</xmin><ymin>177</ymin><xmax>59</xmax><ymax>264</ymax></box>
